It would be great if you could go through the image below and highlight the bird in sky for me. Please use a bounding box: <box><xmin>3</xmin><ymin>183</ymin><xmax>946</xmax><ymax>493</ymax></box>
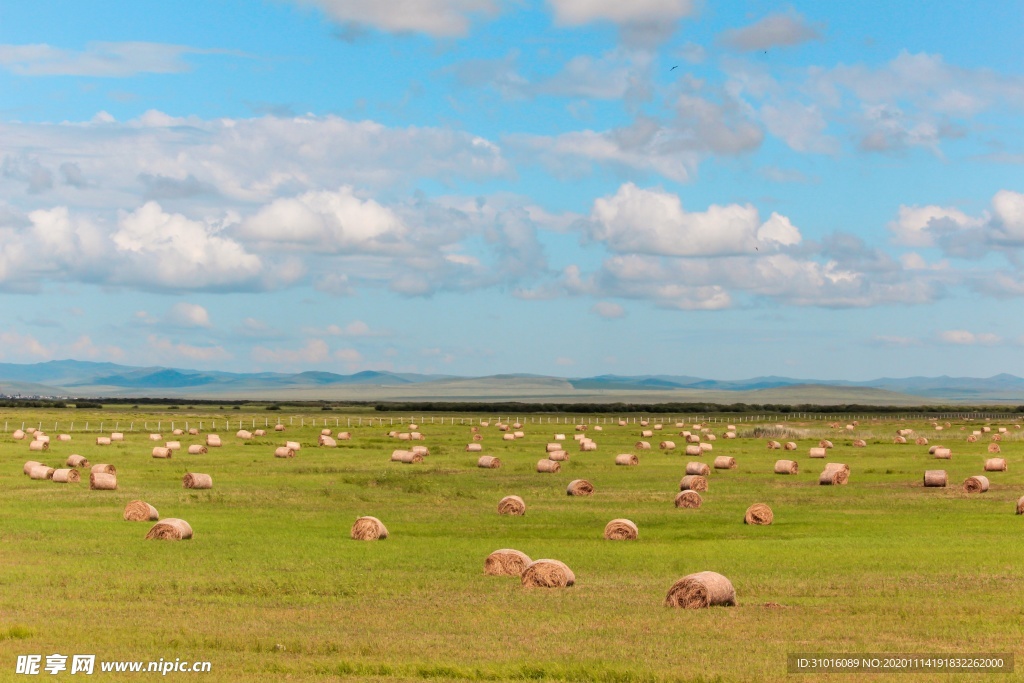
<box><xmin>670</xmin><ymin>65</ymin><xmax>678</xmax><ymax>71</ymax></box>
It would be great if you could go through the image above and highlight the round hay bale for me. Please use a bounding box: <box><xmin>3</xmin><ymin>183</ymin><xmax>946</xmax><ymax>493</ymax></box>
<box><xmin>725</xmin><ymin>431</ymin><xmax>737</xmax><ymax>439</ymax></box>
<box><xmin>707</xmin><ymin>434</ymin><xmax>717</xmax><ymax>441</ymax></box>
<box><xmin>33</xmin><ymin>434</ymin><xmax>50</xmax><ymax>444</ymax></box>
<box><xmin>547</xmin><ymin>450</ymin><xmax>569</xmax><ymax>461</ymax></box>
<box><xmin>744</xmin><ymin>503</ymin><xmax>773</xmax><ymax>525</ymax></box>
<box><xmin>893</xmin><ymin>436</ymin><xmax>907</xmax><ymax>444</ymax></box>
<box><xmin>653</xmin><ymin>424</ymin><xmax>663</xmax><ymax>430</ymax></box>
<box><xmin>593</xmin><ymin>425</ymin><xmax>603</xmax><ymax>432</ymax></box>
<box><xmin>337</xmin><ymin>432</ymin><xmax>351</xmax><ymax>440</ymax></box>
<box><xmin>514</xmin><ymin>431</ymin><xmax>525</xmax><ymax>438</ymax></box>
<box><xmin>166</xmin><ymin>441</ymin><xmax>181</xmax><ymax>451</ymax></box>
<box><xmin>641</xmin><ymin>430</ymin><xmax>653</xmax><ymax>438</ymax></box>
<box><xmin>915</xmin><ymin>437</ymin><xmax>929</xmax><ymax>446</ymax></box>
<box><xmin>618</xmin><ymin>420</ymin><xmax>627</xmax><ymax>426</ymax></box>
<box><xmin>566</xmin><ymin>479</ymin><xmax>594</xmax><ymax>496</ymax></box>
<box><xmin>12</xmin><ymin>429</ymin><xmax>25</xmax><ymax>440</ymax></box>
<box><xmin>485</xmin><ymin>549</ymin><xmax>532</xmax><ymax>576</ymax></box>
<box><xmin>502</xmin><ymin>433</ymin><xmax>515</xmax><ymax>441</ymax></box>
<box><xmin>206</xmin><ymin>435</ymin><xmax>222</xmax><ymax>448</ymax></box>
<box><xmin>684</xmin><ymin>444</ymin><xmax>702</xmax><ymax>456</ymax></box>
<box><xmin>51</xmin><ymin>468</ymin><xmax>80</xmax><ymax>484</ymax></box>
<box><xmin>553</xmin><ymin>433</ymin><xmax>566</xmax><ymax>441</ymax></box>
<box><xmin>284</xmin><ymin>441</ymin><xmax>300</xmax><ymax>451</ymax></box>
<box><xmin>521</xmin><ymin>559</ymin><xmax>575</xmax><ymax>588</ymax></box>
<box><xmin>274</xmin><ymin>424</ymin><xmax>285</xmax><ymax>432</ymax></box>
<box><xmin>320</xmin><ymin>428</ymin><xmax>332</xmax><ymax>436</ymax></box>
<box><xmin>236</xmin><ymin>430</ymin><xmax>252</xmax><ymax>439</ymax></box>
<box><xmin>604</xmin><ymin>519</ymin><xmax>638</xmax><ymax>540</ymax></box>
<box><xmin>808</xmin><ymin>447</ymin><xmax>826</xmax><ymax>458</ymax></box>
<box><xmin>110</xmin><ymin>432</ymin><xmax>124</xmax><ymax>442</ymax></box>
<box><xmin>933</xmin><ymin>447</ymin><xmax>952</xmax><ymax>459</ymax></box>
<box><xmin>66</xmin><ymin>454</ymin><xmax>89</xmax><ymax>468</ymax></box>
<box><xmin>254</xmin><ymin>429</ymin><xmax>267</xmax><ymax>436</ymax></box>
<box><xmin>497</xmin><ymin>495</ymin><xmax>525</xmax><ymax>516</ymax></box>
<box><xmin>988</xmin><ymin>443</ymin><xmax>1002</xmax><ymax>454</ymax></box>
<box><xmin>819</xmin><ymin>463</ymin><xmax>850</xmax><ymax>486</ymax></box>
<box><xmin>674</xmin><ymin>490</ymin><xmax>702</xmax><ymax>508</ymax></box>
<box><xmin>1016</xmin><ymin>495</ymin><xmax>1024</xmax><ymax>515</ymax></box>
<box><xmin>686</xmin><ymin>434</ymin><xmax>701</xmax><ymax>443</ymax></box>
<box><xmin>23</xmin><ymin>460</ymin><xmax>42</xmax><ymax>475</ymax></box>
<box><xmin>545</xmin><ymin>443</ymin><xmax>562</xmax><ymax>452</ymax></box>
<box><xmin>967</xmin><ymin>435</ymin><xmax>978</xmax><ymax>443</ymax></box>
<box><xmin>580</xmin><ymin>441</ymin><xmax>597</xmax><ymax>452</ymax></box>
<box><xmin>91</xmin><ymin>463</ymin><xmax>115</xmax><ymax>475</ymax></box>
<box><xmin>774</xmin><ymin>459</ymin><xmax>798</xmax><ymax>475</ymax></box>
<box><xmin>640</xmin><ymin>420</ymin><xmax>649</xmax><ymax>427</ymax></box>
<box><xmin>852</xmin><ymin>439</ymin><xmax>867</xmax><ymax>447</ymax></box>
<box><xmin>767</xmin><ymin>441</ymin><xmax>781</xmax><ymax>450</ymax></box>
<box><xmin>984</xmin><ymin>458</ymin><xmax>1007</xmax><ymax>472</ymax></box>
<box><xmin>660</xmin><ymin>440</ymin><xmax>676</xmax><ymax>450</ymax></box>
<box><xmin>152</xmin><ymin>447</ymin><xmax>172</xmax><ymax>459</ymax></box>
<box><xmin>351</xmin><ymin>516</ymin><xmax>388</xmax><ymax>540</ymax></box>
<box><xmin>319</xmin><ymin>435</ymin><xmax>337</xmax><ymax>447</ymax></box>
<box><xmin>28</xmin><ymin>440</ymin><xmax>48</xmax><ymax>452</ymax></box>
<box><xmin>923</xmin><ymin>470</ymin><xmax>947</xmax><ymax>487</ymax></box>
<box><xmin>928</xmin><ymin>445</ymin><xmax>939</xmax><ymax>454</ymax></box>
<box><xmin>964</xmin><ymin>475</ymin><xmax>990</xmax><ymax>493</ymax></box>
<box><xmin>95</xmin><ymin>437</ymin><xmax>111</xmax><ymax>446</ymax></box>
<box><xmin>665</xmin><ymin>571</ymin><xmax>736</xmax><ymax>609</ymax></box>
<box><xmin>149</xmin><ymin>434</ymin><xmax>162</xmax><ymax>441</ymax></box>
<box><xmin>188</xmin><ymin>428</ymin><xmax>199</xmax><ymax>436</ymax></box>
<box><xmin>466</xmin><ymin>443</ymin><xmax>483</xmax><ymax>452</ymax></box>
<box><xmin>713</xmin><ymin>456</ymin><xmax>736</xmax><ymax>470</ymax></box>
<box><xmin>187</xmin><ymin>445</ymin><xmax>207</xmax><ymax>455</ymax></box>
<box><xmin>819</xmin><ymin>440</ymin><xmax>834</xmax><ymax>449</ymax></box>
<box><xmin>89</xmin><ymin>472</ymin><xmax>117</xmax><ymax>490</ymax></box>
<box><xmin>390</xmin><ymin>449</ymin><xmax>411</xmax><ymax>462</ymax></box>
<box><xmin>615</xmin><ymin>453</ymin><xmax>638</xmax><ymax>466</ymax></box>
<box><xmin>29</xmin><ymin>465</ymin><xmax>55</xmax><ymax>480</ymax></box>
<box><xmin>146</xmin><ymin>518</ymin><xmax>192</xmax><ymax>540</ymax></box>
<box><xmin>477</xmin><ymin>455</ymin><xmax>501</xmax><ymax>469</ymax></box>
<box><xmin>685</xmin><ymin>461</ymin><xmax>710</xmax><ymax>476</ymax></box>
<box><xmin>274</xmin><ymin>447</ymin><xmax>296</xmax><ymax>458</ymax></box>
<box><xmin>124</xmin><ymin>500</ymin><xmax>159</xmax><ymax>521</ymax></box>
<box><xmin>411</xmin><ymin>445</ymin><xmax>429</xmax><ymax>456</ymax></box>
<box><xmin>537</xmin><ymin>459</ymin><xmax>561</xmax><ymax>473</ymax></box>
<box><xmin>679</xmin><ymin>475</ymin><xmax>708</xmax><ymax>492</ymax></box>
<box><xmin>635</xmin><ymin>441</ymin><xmax>651</xmax><ymax>450</ymax></box>
<box><xmin>183</xmin><ymin>473</ymin><xmax>213</xmax><ymax>489</ymax></box>
<box><xmin>396</xmin><ymin>451</ymin><xmax>423</xmax><ymax>464</ymax></box>
<box><xmin>783</xmin><ymin>442</ymin><xmax>797</xmax><ymax>451</ymax></box>
<box><xmin>409</xmin><ymin>424</ymin><xmax>419</xmax><ymax>430</ymax></box>
<box><xmin>24</xmin><ymin>428</ymin><xmax>35</xmax><ymax>435</ymax></box>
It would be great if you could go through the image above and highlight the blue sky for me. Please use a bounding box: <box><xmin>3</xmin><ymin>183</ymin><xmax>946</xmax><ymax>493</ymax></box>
<box><xmin>0</xmin><ymin>0</ymin><xmax>1022</xmax><ymax>380</ymax></box>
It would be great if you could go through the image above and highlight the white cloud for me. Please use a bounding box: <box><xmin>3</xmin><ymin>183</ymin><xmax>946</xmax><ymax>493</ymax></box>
<box><xmin>888</xmin><ymin>190</ymin><xmax>1024</xmax><ymax>256</ymax></box>
<box><xmin>888</xmin><ymin>204</ymin><xmax>982</xmax><ymax>247</ymax></box>
<box><xmin>586</xmin><ymin>183</ymin><xmax>801</xmax><ymax>256</ymax></box>
<box><xmin>939</xmin><ymin>330</ymin><xmax>1001</xmax><ymax>346</ymax></box>
<box><xmin>591</xmin><ymin>301</ymin><xmax>626</xmax><ymax>318</ymax></box>
<box><xmin>251</xmin><ymin>338</ymin><xmax>331</xmax><ymax>365</ymax></box>
<box><xmin>719</xmin><ymin>12</ymin><xmax>823</xmax><ymax>51</ymax></box>
<box><xmin>0</xmin><ymin>42</ymin><xmax>231</xmax><ymax>77</ymax></box>
<box><xmin>293</xmin><ymin>0</ymin><xmax>499</xmax><ymax>37</ymax></box>
<box><xmin>548</xmin><ymin>0</ymin><xmax>696</xmax><ymax>44</ymax></box>
<box><xmin>165</xmin><ymin>303</ymin><xmax>212</xmax><ymax>329</ymax></box>
<box><xmin>760</xmin><ymin>102</ymin><xmax>837</xmax><ymax>153</ymax></box>
<box><xmin>147</xmin><ymin>335</ymin><xmax>231</xmax><ymax>361</ymax></box>
<box><xmin>0</xmin><ymin>331</ymin><xmax>52</xmax><ymax>359</ymax></box>
<box><xmin>69</xmin><ymin>335</ymin><xmax>125</xmax><ymax>360</ymax></box>
<box><xmin>334</xmin><ymin>348</ymin><xmax>362</xmax><ymax>363</ymax></box>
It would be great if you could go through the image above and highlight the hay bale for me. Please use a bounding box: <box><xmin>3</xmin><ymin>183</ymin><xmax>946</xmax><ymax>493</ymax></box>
<box><xmin>166</xmin><ymin>441</ymin><xmax>181</xmax><ymax>451</ymax></box>
<box><xmin>893</xmin><ymin>436</ymin><xmax>907</xmax><ymax>444</ymax></box>
<box><xmin>635</xmin><ymin>441</ymin><xmax>651</xmax><ymax>450</ymax></box>
<box><xmin>472</xmin><ymin>434</ymin><xmax>483</xmax><ymax>441</ymax></box>
<box><xmin>640</xmin><ymin>420</ymin><xmax>649</xmax><ymax>427</ymax></box>
<box><xmin>819</xmin><ymin>463</ymin><xmax>849</xmax><ymax>486</ymax></box>
<box><xmin>466</xmin><ymin>443</ymin><xmax>483</xmax><ymax>452</ymax></box>
<box><xmin>89</xmin><ymin>472</ymin><xmax>117</xmax><ymax>490</ymax></box>
<box><xmin>537</xmin><ymin>459</ymin><xmax>561</xmax><ymax>473</ymax></box>
<box><xmin>337</xmin><ymin>432</ymin><xmax>351</xmax><ymax>440</ymax></box>
<box><xmin>923</xmin><ymin>470</ymin><xmax>947</xmax><ymax>487</ymax></box>
<box><xmin>187</xmin><ymin>445</ymin><xmax>207</xmax><ymax>455</ymax></box>
<box><xmin>566</xmin><ymin>479</ymin><xmax>594</xmax><ymax>496</ymax></box>
<box><xmin>502</xmin><ymin>433</ymin><xmax>515</xmax><ymax>441</ymax></box>
<box><xmin>685</xmin><ymin>462</ymin><xmax>710</xmax><ymax>476</ymax></box>
<box><xmin>767</xmin><ymin>441</ymin><xmax>781</xmax><ymax>450</ymax></box>
<box><xmin>285</xmin><ymin>441</ymin><xmax>300</xmax><ymax>451</ymax></box>
<box><xmin>33</xmin><ymin>434</ymin><xmax>50</xmax><ymax>444</ymax></box>
<box><xmin>91</xmin><ymin>463</ymin><xmax>116</xmax><ymax>475</ymax></box>
<box><xmin>783</xmin><ymin>442</ymin><xmax>797</xmax><ymax>451</ymax></box>
<box><xmin>111</xmin><ymin>432</ymin><xmax>124</xmax><ymax>441</ymax></box>
<box><xmin>149</xmin><ymin>434</ymin><xmax>162</xmax><ymax>441</ymax></box>
<box><xmin>236</xmin><ymin>430</ymin><xmax>252</xmax><ymax>439</ymax></box>
<box><xmin>66</xmin><ymin>454</ymin><xmax>89</xmax><ymax>468</ymax></box>
<box><xmin>351</xmin><ymin>516</ymin><xmax>388</xmax><ymax>540</ymax></box>
<box><xmin>808</xmin><ymin>447</ymin><xmax>826</xmax><ymax>458</ymax></box>
<box><xmin>514</xmin><ymin>431</ymin><xmax>525</xmax><ymax>438</ymax></box>
<box><xmin>707</xmin><ymin>434</ymin><xmax>717</xmax><ymax>441</ymax></box>
<box><xmin>206</xmin><ymin>435</ymin><xmax>222</xmax><ymax>448</ymax></box>
<box><xmin>699</xmin><ymin>443</ymin><xmax>713</xmax><ymax>453</ymax></box>
<box><xmin>964</xmin><ymin>475</ymin><xmax>990</xmax><ymax>493</ymax></box>
<box><xmin>915</xmin><ymin>437</ymin><xmax>929</xmax><ymax>446</ymax></box>
<box><xmin>580</xmin><ymin>441</ymin><xmax>598</xmax><ymax>452</ymax></box>
<box><xmin>665</xmin><ymin>572</ymin><xmax>735</xmax><ymax>609</ymax></box>
<box><xmin>713</xmin><ymin>456</ymin><xmax>736</xmax><ymax>470</ymax></box>
<box><xmin>641</xmin><ymin>430</ymin><xmax>653</xmax><ymax>437</ymax></box>
<box><xmin>484</xmin><ymin>549</ymin><xmax>532</xmax><ymax>576</ymax></box>
<box><xmin>725</xmin><ymin>431</ymin><xmax>736</xmax><ymax>439</ymax></box>
<box><xmin>684</xmin><ymin>444</ymin><xmax>701</xmax><ymax>456</ymax></box>
<box><xmin>604</xmin><ymin>519</ymin><xmax>638</xmax><ymax>540</ymax></box>
<box><xmin>819</xmin><ymin>440</ymin><xmax>833</xmax><ymax>449</ymax></box>
<box><xmin>319</xmin><ymin>435</ymin><xmax>337</xmax><ymax>447</ymax></box>
<box><xmin>985</xmin><ymin>458</ymin><xmax>1007</xmax><ymax>472</ymax></box>
<box><xmin>95</xmin><ymin>436</ymin><xmax>111</xmax><ymax>446</ymax></box>
<box><xmin>679</xmin><ymin>475</ymin><xmax>708</xmax><ymax>492</ymax></box>
<box><xmin>254</xmin><ymin>429</ymin><xmax>266</xmax><ymax>436</ymax></box>
<box><xmin>774</xmin><ymin>459</ymin><xmax>798</xmax><ymax>475</ymax></box>
<box><xmin>653</xmin><ymin>424</ymin><xmax>663</xmax><ymax>430</ymax></box>
<box><xmin>183</xmin><ymin>472</ymin><xmax>213</xmax><ymax>489</ymax></box>
<box><xmin>478</xmin><ymin>455</ymin><xmax>501</xmax><ymax>469</ymax></box>
<box><xmin>686</xmin><ymin>434</ymin><xmax>701</xmax><ymax>443</ymax></box>
<box><xmin>274</xmin><ymin>424</ymin><xmax>285</xmax><ymax>432</ymax></box>
<box><xmin>521</xmin><ymin>559</ymin><xmax>575</xmax><ymax>588</ymax></box>
<box><xmin>659</xmin><ymin>440</ymin><xmax>676</xmax><ymax>450</ymax></box>
<box><xmin>152</xmin><ymin>447</ymin><xmax>172</xmax><ymax>459</ymax></box>
<box><xmin>967</xmin><ymin>435</ymin><xmax>978</xmax><ymax>443</ymax></box>
<box><xmin>274</xmin><ymin>447</ymin><xmax>295</xmax><ymax>458</ymax></box>
<box><xmin>12</xmin><ymin>429</ymin><xmax>25</xmax><ymax>440</ymax></box>
<box><xmin>396</xmin><ymin>451</ymin><xmax>423</xmax><ymax>464</ymax></box>
<box><xmin>28</xmin><ymin>440</ymin><xmax>48</xmax><ymax>452</ymax></box>
<box><xmin>497</xmin><ymin>495</ymin><xmax>526</xmax><ymax>516</ymax></box>
<box><xmin>547</xmin><ymin>450</ymin><xmax>569</xmax><ymax>461</ymax></box>
<box><xmin>390</xmin><ymin>449</ymin><xmax>411</xmax><ymax>462</ymax></box>
<box><xmin>553</xmin><ymin>433</ymin><xmax>566</xmax><ymax>441</ymax></box>
<box><xmin>593</xmin><ymin>425</ymin><xmax>603</xmax><ymax>431</ymax></box>
<box><xmin>146</xmin><ymin>518</ymin><xmax>193</xmax><ymax>540</ymax></box>
<box><xmin>744</xmin><ymin>503</ymin><xmax>773</xmax><ymax>525</ymax></box>
<box><xmin>933</xmin><ymin>447</ymin><xmax>952</xmax><ymax>459</ymax></box>
<box><xmin>615</xmin><ymin>453</ymin><xmax>638</xmax><ymax>466</ymax></box>
<box><xmin>852</xmin><ymin>439</ymin><xmax>867</xmax><ymax>447</ymax></box>
<box><xmin>124</xmin><ymin>500</ymin><xmax>160</xmax><ymax>521</ymax></box>
<box><xmin>52</xmin><ymin>468</ymin><xmax>80</xmax><ymax>483</ymax></box>
<box><xmin>618</xmin><ymin>420</ymin><xmax>627</xmax><ymax>426</ymax></box>
<box><xmin>188</xmin><ymin>428</ymin><xmax>199</xmax><ymax>436</ymax></box>
<box><xmin>545</xmin><ymin>442</ymin><xmax>562</xmax><ymax>453</ymax></box>
<box><xmin>988</xmin><ymin>443</ymin><xmax>1002</xmax><ymax>454</ymax></box>
<box><xmin>1016</xmin><ymin>495</ymin><xmax>1024</xmax><ymax>515</ymax></box>
<box><xmin>674</xmin><ymin>490</ymin><xmax>702</xmax><ymax>508</ymax></box>
<box><xmin>24</xmin><ymin>428</ymin><xmax>35</xmax><ymax>434</ymax></box>
<box><xmin>29</xmin><ymin>465</ymin><xmax>55</xmax><ymax>480</ymax></box>
<box><xmin>23</xmin><ymin>460</ymin><xmax>42</xmax><ymax>475</ymax></box>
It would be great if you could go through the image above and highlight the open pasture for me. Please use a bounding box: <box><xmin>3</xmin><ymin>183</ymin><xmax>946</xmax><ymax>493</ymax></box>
<box><xmin>2</xmin><ymin>409</ymin><xmax>1023</xmax><ymax>681</ymax></box>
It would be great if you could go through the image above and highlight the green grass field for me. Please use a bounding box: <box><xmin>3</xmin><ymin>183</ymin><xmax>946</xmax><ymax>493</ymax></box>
<box><xmin>2</xmin><ymin>409</ymin><xmax>1022</xmax><ymax>682</ymax></box>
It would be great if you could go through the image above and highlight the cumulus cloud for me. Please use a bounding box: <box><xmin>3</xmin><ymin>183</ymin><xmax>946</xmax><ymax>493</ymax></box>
<box><xmin>548</xmin><ymin>0</ymin><xmax>697</xmax><ymax>45</ymax></box>
<box><xmin>0</xmin><ymin>42</ymin><xmax>233</xmax><ymax>77</ymax></box>
<box><xmin>0</xmin><ymin>330</ymin><xmax>52</xmax><ymax>359</ymax></box>
<box><xmin>147</xmin><ymin>335</ymin><xmax>231</xmax><ymax>361</ymax></box>
<box><xmin>165</xmin><ymin>303</ymin><xmax>212</xmax><ymax>328</ymax></box>
<box><xmin>293</xmin><ymin>0</ymin><xmax>500</xmax><ymax>37</ymax></box>
<box><xmin>939</xmin><ymin>330</ymin><xmax>1001</xmax><ymax>345</ymax></box>
<box><xmin>251</xmin><ymin>338</ymin><xmax>331</xmax><ymax>365</ymax></box>
<box><xmin>719</xmin><ymin>12</ymin><xmax>823</xmax><ymax>51</ymax></box>
<box><xmin>888</xmin><ymin>189</ymin><xmax>1024</xmax><ymax>257</ymax></box>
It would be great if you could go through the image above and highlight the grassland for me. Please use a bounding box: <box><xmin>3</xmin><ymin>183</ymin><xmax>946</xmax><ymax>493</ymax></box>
<box><xmin>2</xmin><ymin>408</ymin><xmax>1023</xmax><ymax>682</ymax></box>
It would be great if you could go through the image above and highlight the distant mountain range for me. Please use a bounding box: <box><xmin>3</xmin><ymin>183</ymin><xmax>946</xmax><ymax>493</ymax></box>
<box><xmin>0</xmin><ymin>360</ymin><xmax>1021</xmax><ymax>404</ymax></box>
